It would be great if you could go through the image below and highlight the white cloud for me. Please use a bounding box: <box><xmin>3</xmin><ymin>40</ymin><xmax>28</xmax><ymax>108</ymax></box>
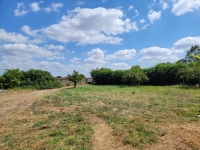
<box><xmin>141</xmin><ymin>24</ymin><xmax>149</xmax><ymax>30</ymax></box>
<box><xmin>173</xmin><ymin>36</ymin><xmax>200</xmax><ymax>50</ymax></box>
<box><xmin>0</xmin><ymin>29</ymin><xmax>28</xmax><ymax>43</ymax></box>
<box><xmin>21</xmin><ymin>25</ymin><xmax>38</xmax><ymax>37</ymax></box>
<box><xmin>42</xmin><ymin>7</ymin><xmax>138</xmax><ymax>45</ymax></box>
<box><xmin>75</xmin><ymin>1</ymin><xmax>85</xmax><ymax>6</ymax></box>
<box><xmin>29</xmin><ymin>2</ymin><xmax>40</xmax><ymax>12</ymax></box>
<box><xmin>133</xmin><ymin>10</ymin><xmax>139</xmax><ymax>18</ymax></box>
<box><xmin>47</xmin><ymin>56</ymin><xmax>65</xmax><ymax>60</ymax></box>
<box><xmin>44</xmin><ymin>2</ymin><xmax>64</xmax><ymax>13</ymax></box>
<box><xmin>111</xmin><ymin>62</ymin><xmax>130</xmax><ymax>70</ymax></box>
<box><xmin>51</xmin><ymin>2</ymin><xmax>64</xmax><ymax>12</ymax></box>
<box><xmin>70</xmin><ymin>57</ymin><xmax>81</xmax><ymax>64</ymax></box>
<box><xmin>0</xmin><ymin>44</ymin><xmax>53</xmax><ymax>60</ymax></box>
<box><xmin>160</xmin><ymin>0</ymin><xmax>169</xmax><ymax>10</ymax></box>
<box><xmin>44</xmin><ymin>7</ymin><xmax>51</xmax><ymax>13</ymax></box>
<box><xmin>140</xmin><ymin>19</ymin><xmax>145</xmax><ymax>23</ymax></box>
<box><xmin>139</xmin><ymin>47</ymin><xmax>182</xmax><ymax>63</ymax></box>
<box><xmin>105</xmin><ymin>49</ymin><xmax>136</xmax><ymax>60</ymax></box>
<box><xmin>139</xmin><ymin>35</ymin><xmax>200</xmax><ymax>63</ymax></box>
<box><xmin>102</xmin><ymin>0</ymin><xmax>107</xmax><ymax>3</ymax></box>
<box><xmin>84</xmin><ymin>48</ymin><xmax>106</xmax><ymax>64</ymax></box>
<box><xmin>128</xmin><ymin>5</ymin><xmax>133</xmax><ymax>10</ymax></box>
<box><xmin>172</xmin><ymin>0</ymin><xmax>200</xmax><ymax>16</ymax></box>
<box><xmin>148</xmin><ymin>9</ymin><xmax>161</xmax><ymax>24</ymax></box>
<box><xmin>14</xmin><ymin>2</ymin><xmax>28</xmax><ymax>16</ymax></box>
<box><xmin>47</xmin><ymin>44</ymin><xmax>65</xmax><ymax>51</ymax></box>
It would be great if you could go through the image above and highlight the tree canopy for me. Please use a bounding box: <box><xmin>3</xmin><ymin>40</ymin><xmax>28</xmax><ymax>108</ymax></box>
<box><xmin>185</xmin><ymin>45</ymin><xmax>200</xmax><ymax>62</ymax></box>
<box><xmin>0</xmin><ymin>69</ymin><xmax>62</xmax><ymax>89</ymax></box>
<box><xmin>68</xmin><ymin>70</ymin><xmax>85</xmax><ymax>87</ymax></box>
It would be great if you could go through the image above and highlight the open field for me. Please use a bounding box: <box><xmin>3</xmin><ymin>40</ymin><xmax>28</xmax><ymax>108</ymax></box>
<box><xmin>0</xmin><ymin>85</ymin><xmax>200</xmax><ymax>149</ymax></box>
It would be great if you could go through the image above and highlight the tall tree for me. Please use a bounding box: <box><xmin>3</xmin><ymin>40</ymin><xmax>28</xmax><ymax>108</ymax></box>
<box><xmin>185</xmin><ymin>45</ymin><xmax>200</xmax><ymax>62</ymax></box>
<box><xmin>68</xmin><ymin>70</ymin><xmax>85</xmax><ymax>87</ymax></box>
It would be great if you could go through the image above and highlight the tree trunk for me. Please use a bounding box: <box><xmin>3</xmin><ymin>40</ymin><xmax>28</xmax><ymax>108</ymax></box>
<box><xmin>74</xmin><ymin>82</ymin><xmax>77</xmax><ymax>88</ymax></box>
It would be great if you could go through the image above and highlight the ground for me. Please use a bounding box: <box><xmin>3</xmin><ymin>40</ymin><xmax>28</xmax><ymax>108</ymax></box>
<box><xmin>0</xmin><ymin>86</ymin><xmax>199</xmax><ymax>150</ymax></box>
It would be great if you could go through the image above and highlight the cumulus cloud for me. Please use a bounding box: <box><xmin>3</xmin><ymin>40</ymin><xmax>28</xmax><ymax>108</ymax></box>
<box><xmin>148</xmin><ymin>10</ymin><xmax>161</xmax><ymax>24</ymax></box>
<box><xmin>111</xmin><ymin>62</ymin><xmax>130</xmax><ymax>70</ymax></box>
<box><xmin>29</xmin><ymin>2</ymin><xmax>40</xmax><ymax>12</ymax></box>
<box><xmin>105</xmin><ymin>49</ymin><xmax>136</xmax><ymax>60</ymax></box>
<box><xmin>160</xmin><ymin>0</ymin><xmax>169</xmax><ymax>10</ymax></box>
<box><xmin>47</xmin><ymin>44</ymin><xmax>65</xmax><ymax>51</ymax></box>
<box><xmin>21</xmin><ymin>25</ymin><xmax>38</xmax><ymax>37</ymax></box>
<box><xmin>173</xmin><ymin>36</ymin><xmax>200</xmax><ymax>50</ymax></box>
<box><xmin>70</xmin><ymin>57</ymin><xmax>81</xmax><ymax>64</ymax></box>
<box><xmin>42</xmin><ymin>7</ymin><xmax>138</xmax><ymax>45</ymax></box>
<box><xmin>75</xmin><ymin>1</ymin><xmax>85</xmax><ymax>6</ymax></box>
<box><xmin>172</xmin><ymin>0</ymin><xmax>200</xmax><ymax>16</ymax></box>
<box><xmin>0</xmin><ymin>29</ymin><xmax>28</xmax><ymax>43</ymax></box>
<box><xmin>140</xmin><ymin>19</ymin><xmax>145</xmax><ymax>23</ymax></box>
<box><xmin>128</xmin><ymin>5</ymin><xmax>133</xmax><ymax>10</ymax></box>
<box><xmin>84</xmin><ymin>48</ymin><xmax>106</xmax><ymax>64</ymax></box>
<box><xmin>0</xmin><ymin>44</ymin><xmax>53</xmax><ymax>60</ymax></box>
<box><xmin>139</xmin><ymin>35</ymin><xmax>200</xmax><ymax>63</ymax></box>
<box><xmin>47</xmin><ymin>56</ymin><xmax>65</xmax><ymax>60</ymax></box>
<box><xmin>14</xmin><ymin>2</ymin><xmax>28</xmax><ymax>16</ymax></box>
<box><xmin>139</xmin><ymin>47</ymin><xmax>182</xmax><ymax>63</ymax></box>
<box><xmin>44</xmin><ymin>2</ymin><xmax>64</xmax><ymax>12</ymax></box>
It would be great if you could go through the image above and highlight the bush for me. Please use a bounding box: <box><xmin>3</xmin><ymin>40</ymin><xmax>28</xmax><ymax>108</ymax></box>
<box><xmin>0</xmin><ymin>69</ymin><xmax>62</xmax><ymax>89</ymax></box>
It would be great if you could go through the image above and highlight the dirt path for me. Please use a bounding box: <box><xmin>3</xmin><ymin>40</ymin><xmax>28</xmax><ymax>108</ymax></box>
<box><xmin>85</xmin><ymin>114</ymin><xmax>134</xmax><ymax>150</ymax></box>
<box><xmin>0</xmin><ymin>87</ymin><xmax>66</xmax><ymax>121</ymax></box>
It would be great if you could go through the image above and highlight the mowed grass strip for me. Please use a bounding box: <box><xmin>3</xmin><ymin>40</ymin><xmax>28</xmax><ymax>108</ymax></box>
<box><xmin>0</xmin><ymin>85</ymin><xmax>199</xmax><ymax>149</ymax></box>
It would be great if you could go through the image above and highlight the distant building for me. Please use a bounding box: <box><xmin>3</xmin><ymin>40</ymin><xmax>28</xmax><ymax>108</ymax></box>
<box><xmin>86</xmin><ymin>78</ymin><xmax>93</xmax><ymax>84</ymax></box>
<box><xmin>57</xmin><ymin>77</ymin><xmax>93</xmax><ymax>86</ymax></box>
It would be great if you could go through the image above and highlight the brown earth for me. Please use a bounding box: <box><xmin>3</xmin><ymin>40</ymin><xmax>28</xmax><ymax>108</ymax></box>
<box><xmin>0</xmin><ymin>88</ymin><xmax>200</xmax><ymax>150</ymax></box>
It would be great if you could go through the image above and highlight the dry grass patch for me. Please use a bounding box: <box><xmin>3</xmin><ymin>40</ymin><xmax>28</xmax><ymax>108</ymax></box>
<box><xmin>0</xmin><ymin>85</ymin><xmax>199</xmax><ymax>149</ymax></box>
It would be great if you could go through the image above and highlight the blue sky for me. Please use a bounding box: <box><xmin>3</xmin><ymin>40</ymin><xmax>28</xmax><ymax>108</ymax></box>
<box><xmin>0</xmin><ymin>0</ymin><xmax>200</xmax><ymax>77</ymax></box>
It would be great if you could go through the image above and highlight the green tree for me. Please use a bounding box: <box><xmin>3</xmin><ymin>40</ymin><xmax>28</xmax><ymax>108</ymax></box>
<box><xmin>185</xmin><ymin>45</ymin><xmax>200</xmax><ymax>62</ymax></box>
<box><xmin>122</xmin><ymin>65</ymin><xmax>149</xmax><ymax>85</ymax></box>
<box><xmin>0</xmin><ymin>68</ymin><xmax>23</xmax><ymax>89</ymax></box>
<box><xmin>68</xmin><ymin>70</ymin><xmax>85</xmax><ymax>87</ymax></box>
<box><xmin>21</xmin><ymin>69</ymin><xmax>62</xmax><ymax>89</ymax></box>
<box><xmin>190</xmin><ymin>54</ymin><xmax>200</xmax><ymax>68</ymax></box>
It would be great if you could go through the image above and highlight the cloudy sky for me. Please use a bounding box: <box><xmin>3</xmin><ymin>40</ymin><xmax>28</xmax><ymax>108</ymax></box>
<box><xmin>0</xmin><ymin>0</ymin><xmax>200</xmax><ymax>77</ymax></box>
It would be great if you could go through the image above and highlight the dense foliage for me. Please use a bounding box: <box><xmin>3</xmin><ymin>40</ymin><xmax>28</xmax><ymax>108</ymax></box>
<box><xmin>90</xmin><ymin>66</ymin><xmax>148</xmax><ymax>85</ymax></box>
<box><xmin>68</xmin><ymin>70</ymin><xmax>85</xmax><ymax>87</ymax></box>
<box><xmin>185</xmin><ymin>45</ymin><xmax>200</xmax><ymax>62</ymax></box>
<box><xmin>143</xmin><ymin>62</ymin><xmax>197</xmax><ymax>85</ymax></box>
<box><xmin>0</xmin><ymin>69</ymin><xmax>62</xmax><ymax>89</ymax></box>
<box><xmin>90</xmin><ymin>45</ymin><xmax>200</xmax><ymax>86</ymax></box>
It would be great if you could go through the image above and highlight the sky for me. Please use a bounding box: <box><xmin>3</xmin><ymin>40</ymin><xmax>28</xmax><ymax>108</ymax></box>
<box><xmin>0</xmin><ymin>0</ymin><xmax>200</xmax><ymax>77</ymax></box>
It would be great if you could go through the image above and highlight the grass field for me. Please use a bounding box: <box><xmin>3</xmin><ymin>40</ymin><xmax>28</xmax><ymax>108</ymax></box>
<box><xmin>0</xmin><ymin>85</ymin><xmax>200</xmax><ymax>149</ymax></box>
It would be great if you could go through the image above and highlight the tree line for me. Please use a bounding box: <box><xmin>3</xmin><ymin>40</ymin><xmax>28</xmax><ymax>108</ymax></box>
<box><xmin>0</xmin><ymin>69</ymin><xmax>62</xmax><ymax>89</ymax></box>
<box><xmin>91</xmin><ymin>45</ymin><xmax>200</xmax><ymax>86</ymax></box>
<box><xmin>0</xmin><ymin>45</ymin><xmax>199</xmax><ymax>89</ymax></box>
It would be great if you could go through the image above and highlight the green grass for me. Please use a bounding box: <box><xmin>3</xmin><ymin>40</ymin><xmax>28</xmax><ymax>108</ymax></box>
<box><xmin>0</xmin><ymin>85</ymin><xmax>199</xmax><ymax>149</ymax></box>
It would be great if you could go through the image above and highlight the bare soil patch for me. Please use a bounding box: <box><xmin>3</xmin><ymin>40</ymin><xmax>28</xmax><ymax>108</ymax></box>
<box><xmin>146</xmin><ymin>122</ymin><xmax>200</xmax><ymax>150</ymax></box>
<box><xmin>85</xmin><ymin>114</ymin><xmax>134</xmax><ymax>150</ymax></box>
<box><xmin>0</xmin><ymin>88</ymin><xmax>63</xmax><ymax>121</ymax></box>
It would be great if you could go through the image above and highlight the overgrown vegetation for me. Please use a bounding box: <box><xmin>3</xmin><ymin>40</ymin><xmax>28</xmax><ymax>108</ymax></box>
<box><xmin>91</xmin><ymin>45</ymin><xmax>200</xmax><ymax>86</ymax></box>
<box><xmin>0</xmin><ymin>69</ymin><xmax>62</xmax><ymax>89</ymax></box>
